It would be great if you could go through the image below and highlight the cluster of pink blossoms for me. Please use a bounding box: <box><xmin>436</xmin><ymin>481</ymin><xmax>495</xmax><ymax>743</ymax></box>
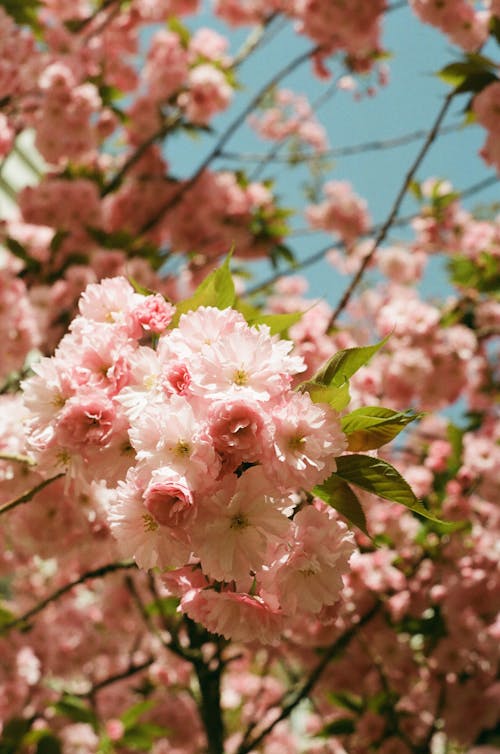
<box><xmin>22</xmin><ymin>277</ymin><xmax>354</xmax><ymax>644</ymax></box>
<box><xmin>249</xmin><ymin>88</ymin><xmax>329</xmax><ymax>153</ymax></box>
<box><xmin>473</xmin><ymin>81</ymin><xmax>500</xmax><ymax>175</ymax></box>
<box><xmin>306</xmin><ymin>180</ymin><xmax>371</xmax><ymax>246</ymax></box>
<box><xmin>143</xmin><ymin>26</ymin><xmax>233</xmax><ymax>125</ymax></box>
<box><xmin>410</xmin><ymin>0</ymin><xmax>491</xmax><ymax>52</ymax></box>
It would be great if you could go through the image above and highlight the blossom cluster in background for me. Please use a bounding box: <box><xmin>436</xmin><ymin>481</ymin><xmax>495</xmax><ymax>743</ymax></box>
<box><xmin>0</xmin><ymin>0</ymin><xmax>499</xmax><ymax>752</ymax></box>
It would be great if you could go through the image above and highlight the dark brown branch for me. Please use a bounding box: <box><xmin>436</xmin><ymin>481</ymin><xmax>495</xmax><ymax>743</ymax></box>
<box><xmin>231</xmin><ymin>12</ymin><xmax>280</xmax><ymax>68</ymax></box>
<box><xmin>3</xmin><ymin>561</ymin><xmax>136</xmax><ymax>632</ymax></box>
<box><xmin>0</xmin><ymin>473</ymin><xmax>64</xmax><ymax>517</ymax></box>
<box><xmin>327</xmin><ymin>91</ymin><xmax>455</xmax><ymax>327</ymax></box>
<box><xmin>236</xmin><ymin>604</ymin><xmax>379</xmax><ymax>754</ymax></box>
<box><xmin>138</xmin><ymin>45</ymin><xmax>320</xmax><ymax>235</ymax></box>
<box><xmin>248</xmin><ymin>78</ymin><xmax>339</xmax><ymax>182</ymax></box>
<box><xmin>74</xmin><ymin>0</ymin><xmax>118</xmax><ymax>33</ymax></box>
<box><xmin>101</xmin><ymin>113</ymin><xmax>182</xmax><ymax>196</ymax></box>
<box><xmin>219</xmin><ymin>122</ymin><xmax>463</xmax><ymax>164</ymax></box>
<box><xmin>125</xmin><ymin>573</ymin><xmax>202</xmax><ymax>664</ymax></box>
<box><xmin>78</xmin><ymin>657</ymin><xmax>155</xmax><ymax>697</ymax></box>
<box><xmin>244</xmin><ymin>109</ymin><xmax>500</xmax><ymax>300</ymax></box>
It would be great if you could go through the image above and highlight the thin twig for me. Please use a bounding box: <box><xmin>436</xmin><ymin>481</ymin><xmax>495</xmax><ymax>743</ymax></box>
<box><xmin>82</xmin><ymin>0</ymin><xmax>121</xmax><ymax>41</ymax></box>
<box><xmin>139</xmin><ymin>45</ymin><xmax>320</xmax><ymax>235</ymax></box>
<box><xmin>359</xmin><ymin>632</ymin><xmax>416</xmax><ymax>751</ymax></box>
<box><xmin>0</xmin><ymin>473</ymin><xmax>64</xmax><ymax>517</ymax></box>
<box><xmin>243</xmin><ymin>171</ymin><xmax>499</xmax><ymax>297</ymax></box>
<box><xmin>2</xmin><ymin>561</ymin><xmax>136</xmax><ymax>632</ymax></box>
<box><xmin>388</xmin><ymin>0</ymin><xmax>409</xmax><ymax>11</ymax></box>
<box><xmin>327</xmin><ymin>90</ymin><xmax>455</xmax><ymax>327</ymax></box>
<box><xmin>459</xmin><ymin>173</ymin><xmax>498</xmax><ymax>200</ymax></box>
<box><xmin>219</xmin><ymin>122</ymin><xmax>463</xmax><ymax>164</ymax></box>
<box><xmin>125</xmin><ymin>573</ymin><xmax>202</xmax><ymax>664</ymax></box>
<box><xmin>74</xmin><ymin>0</ymin><xmax>118</xmax><ymax>33</ymax></box>
<box><xmin>77</xmin><ymin>657</ymin><xmax>155</xmax><ymax>697</ymax></box>
<box><xmin>248</xmin><ymin>77</ymin><xmax>339</xmax><ymax>182</ymax></box>
<box><xmin>101</xmin><ymin>113</ymin><xmax>182</xmax><ymax>196</ymax></box>
<box><xmin>236</xmin><ymin>604</ymin><xmax>379</xmax><ymax>754</ymax></box>
<box><xmin>99</xmin><ymin>14</ymin><xmax>282</xmax><ymax>199</ymax></box>
<box><xmin>231</xmin><ymin>13</ymin><xmax>280</xmax><ymax>68</ymax></box>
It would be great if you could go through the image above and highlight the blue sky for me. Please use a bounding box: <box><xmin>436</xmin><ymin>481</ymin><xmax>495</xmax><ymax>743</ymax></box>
<box><xmin>165</xmin><ymin>3</ymin><xmax>498</xmax><ymax>305</ymax></box>
<box><xmin>2</xmin><ymin>4</ymin><xmax>497</xmax><ymax>308</ymax></box>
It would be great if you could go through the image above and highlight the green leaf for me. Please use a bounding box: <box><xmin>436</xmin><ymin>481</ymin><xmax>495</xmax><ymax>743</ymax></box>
<box><xmin>318</xmin><ymin>718</ymin><xmax>356</xmax><ymax>737</ymax></box>
<box><xmin>327</xmin><ymin>691</ymin><xmax>364</xmax><ymax>714</ymax></box>
<box><xmin>234</xmin><ymin>299</ymin><xmax>261</xmax><ymax>323</ymax></box>
<box><xmin>298</xmin><ymin>338</ymin><xmax>388</xmax><ymax>411</ymax></box>
<box><xmin>36</xmin><ymin>735</ymin><xmax>62</xmax><ymax>754</ymax></box>
<box><xmin>0</xmin><ymin>0</ymin><xmax>41</xmax><ymax>31</ymax></box>
<box><xmin>490</xmin><ymin>15</ymin><xmax>500</xmax><ymax>44</ymax></box>
<box><xmin>0</xmin><ymin>603</ymin><xmax>16</xmax><ymax>631</ymax></box>
<box><xmin>145</xmin><ymin>596</ymin><xmax>180</xmax><ymax>618</ymax></box>
<box><xmin>120</xmin><ymin>700</ymin><xmax>155</xmax><ymax>730</ymax></box>
<box><xmin>167</xmin><ymin>17</ymin><xmax>191</xmax><ymax>48</ymax></box>
<box><xmin>87</xmin><ymin>227</ymin><xmax>133</xmax><ymax>250</ymax></box>
<box><xmin>121</xmin><ymin>723</ymin><xmax>168</xmax><ymax>749</ymax></box>
<box><xmin>248</xmin><ymin>311</ymin><xmax>303</xmax><ymax>336</ymax></box>
<box><xmin>96</xmin><ymin>736</ymin><xmax>115</xmax><ymax>754</ymax></box>
<box><xmin>314</xmin><ymin>475</ymin><xmax>369</xmax><ymax>536</ymax></box>
<box><xmin>304</xmin><ymin>378</ymin><xmax>351</xmax><ymax>411</ymax></box>
<box><xmin>0</xmin><ymin>717</ymin><xmax>32</xmax><ymax>753</ymax></box>
<box><xmin>437</xmin><ymin>62</ymin><xmax>476</xmax><ymax>87</ymax></box>
<box><xmin>333</xmin><ymin>455</ymin><xmax>451</xmax><ymax>525</ymax></box>
<box><xmin>437</xmin><ymin>56</ymin><xmax>498</xmax><ymax>93</ymax></box>
<box><xmin>50</xmin><ymin>230</ymin><xmax>69</xmax><ymax>255</ymax></box>
<box><xmin>341</xmin><ymin>407</ymin><xmax>420</xmax><ymax>451</ymax></box>
<box><xmin>449</xmin><ymin>252</ymin><xmax>500</xmax><ymax>293</ymax></box>
<box><xmin>454</xmin><ymin>71</ymin><xmax>498</xmax><ymax>95</ymax></box>
<box><xmin>269</xmin><ymin>243</ymin><xmax>296</xmax><ymax>268</ymax></box>
<box><xmin>52</xmin><ymin>695</ymin><xmax>98</xmax><ymax>728</ymax></box>
<box><xmin>127</xmin><ymin>275</ymin><xmax>155</xmax><ymax>297</ymax></box>
<box><xmin>5</xmin><ymin>237</ymin><xmax>41</xmax><ymax>275</ymax></box>
<box><xmin>409</xmin><ymin>179</ymin><xmax>423</xmax><ymax>202</ymax></box>
<box><xmin>308</xmin><ymin>337</ymin><xmax>389</xmax><ymax>390</ymax></box>
<box><xmin>170</xmin><ymin>253</ymin><xmax>235</xmax><ymax>327</ymax></box>
<box><xmin>446</xmin><ymin>422</ymin><xmax>464</xmax><ymax>474</ymax></box>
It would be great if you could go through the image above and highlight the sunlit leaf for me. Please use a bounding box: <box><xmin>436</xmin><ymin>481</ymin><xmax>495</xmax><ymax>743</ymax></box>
<box><xmin>248</xmin><ymin>311</ymin><xmax>303</xmax><ymax>336</ymax></box>
<box><xmin>308</xmin><ymin>336</ymin><xmax>390</xmax><ymax>389</ymax></box>
<box><xmin>333</xmin><ymin>455</ymin><xmax>452</xmax><ymax>526</ymax></box>
<box><xmin>170</xmin><ymin>253</ymin><xmax>235</xmax><ymax>326</ymax></box>
<box><xmin>341</xmin><ymin>407</ymin><xmax>420</xmax><ymax>451</ymax></box>
<box><xmin>314</xmin><ymin>474</ymin><xmax>369</xmax><ymax>535</ymax></box>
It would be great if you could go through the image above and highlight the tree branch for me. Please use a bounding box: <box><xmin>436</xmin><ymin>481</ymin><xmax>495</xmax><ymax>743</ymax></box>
<box><xmin>125</xmin><ymin>573</ymin><xmax>202</xmax><ymax>664</ymax></box>
<box><xmin>101</xmin><ymin>112</ymin><xmax>182</xmax><ymax>196</ymax></box>
<box><xmin>248</xmin><ymin>77</ymin><xmax>339</xmax><ymax>182</ymax></box>
<box><xmin>3</xmin><ymin>561</ymin><xmax>136</xmax><ymax>632</ymax></box>
<box><xmin>0</xmin><ymin>473</ymin><xmax>64</xmax><ymax>517</ymax></box>
<box><xmin>236</xmin><ymin>604</ymin><xmax>379</xmax><ymax>754</ymax></box>
<box><xmin>139</xmin><ymin>44</ymin><xmax>320</xmax><ymax>235</ymax></box>
<box><xmin>231</xmin><ymin>12</ymin><xmax>281</xmax><ymax>68</ymax></box>
<box><xmin>327</xmin><ymin>90</ymin><xmax>455</xmax><ymax>327</ymax></box>
<box><xmin>219</xmin><ymin>122</ymin><xmax>463</xmax><ymax>164</ymax></box>
<box><xmin>78</xmin><ymin>657</ymin><xmax>155</xmax><ymax>698</ymax></box>
<box><xmin>243</xmin><ymin>106</ymin><xmax>500</xmax><ymax>300</ymax></box>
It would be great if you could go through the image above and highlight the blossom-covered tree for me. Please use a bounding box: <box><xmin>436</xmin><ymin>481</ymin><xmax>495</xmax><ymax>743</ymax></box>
<box><xmin>0</xmin><ymin>2</ymin><xmax>499</xmax><ymax>754</ymax></box>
